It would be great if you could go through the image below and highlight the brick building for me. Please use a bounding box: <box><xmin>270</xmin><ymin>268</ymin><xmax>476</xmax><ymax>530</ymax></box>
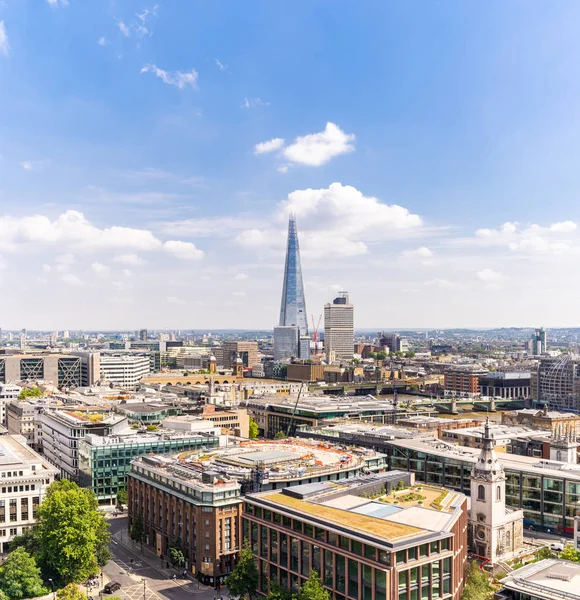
<box><xmin>443</xmin><ymin>371</ymin><xmax>483</xmax><ymax>397</ymax></box>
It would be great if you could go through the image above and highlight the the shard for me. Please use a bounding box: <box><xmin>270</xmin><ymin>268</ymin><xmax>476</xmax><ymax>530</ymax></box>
<box><xmin>274</xmin><ymin>213</ymin><xmax>309</xmax><ymax>360</ymax></box>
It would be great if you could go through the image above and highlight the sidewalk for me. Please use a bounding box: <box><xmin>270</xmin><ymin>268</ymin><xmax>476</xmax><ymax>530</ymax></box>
<box><xmin>112</xmin><ymin>528</ymin><xmax>212</xmax><ymax>592</ymax></box>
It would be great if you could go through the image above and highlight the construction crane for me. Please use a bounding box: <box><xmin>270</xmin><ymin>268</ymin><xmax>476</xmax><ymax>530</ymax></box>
<box><xmin>311</xmin><ymin>314</ymin><xmax>322</xmax><ymax>354</ymax></box>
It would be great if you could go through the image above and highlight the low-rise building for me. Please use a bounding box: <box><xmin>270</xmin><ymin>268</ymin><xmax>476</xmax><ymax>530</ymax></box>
<box><xmin>443</xmin><ymin>371</ymin><xmax>485</xmax><ymax>397</ymax></box>
<box><xmin>115</xmin><ymin>402</ymin><xmax>183</xmax><ymax>424</ymax></box>
<box><xmin>244</xmin><ymin>472</ymin><xmax>467</xmax><ymax>600</ymax></box>
<box><xmin>502</xmin><ymin>405</ymin><xmax>580</xmax><ymax>436</ymax></box>
<box><xmin>41</xmin><ymin>409</ymin><xmax>128</xmax><ymax>480</ymax></box>
<box><xmin>79</xmin><ymin>429</ymin><xmax>220</xmax><ymax>503</ymax></box>
<box><xmin>478</xmin><ymin>372</ymin><xmax>530</xmax><ymax>399</ymax></box>
<box><xmin>6</xmin><ymin>402</ymin><xmax>36</xmax><ymax>446</ymax></box>
<box><xmin>100</xmin><ymin>354</ymin><xmax>151</xmax><ymax>389</ymax></box>
<box><xmin>0</xmin><ymin>434</ymin><xmax>58</xmax><ymax>554</ymax></box>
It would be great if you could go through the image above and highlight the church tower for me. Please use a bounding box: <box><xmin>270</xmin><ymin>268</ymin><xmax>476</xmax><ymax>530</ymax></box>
<box><xmin>550</xmin><ymin>424</ymin><xmax>578</xmax><ymax>464</ymax></box>
<box><xmin>208</xmin><ymin>354</ymin><xmax>217</xmax><ymax>374</ymax></box>
<box><xmin>469</xmin><ymin>418</ymin><xmax>523</xmax><ymax>563</ymax></box>
<box><xmin>233</xmin><ymin>354</ymin><xmax>244</xmax><ymax>378</ymax></box>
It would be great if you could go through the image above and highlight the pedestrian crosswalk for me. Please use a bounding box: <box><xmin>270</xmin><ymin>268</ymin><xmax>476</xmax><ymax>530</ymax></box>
<box><xmin>122</xmin><ymin>584</ymin><xmax>161</xmax><ymax>600</ymax></box>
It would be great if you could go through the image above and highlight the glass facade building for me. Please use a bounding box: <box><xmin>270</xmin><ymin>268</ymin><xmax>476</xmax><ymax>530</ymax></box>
<box><xmin>78</xmin><ymin>433</ymin><xmax>219</xmax><ymax>502</ymax></box>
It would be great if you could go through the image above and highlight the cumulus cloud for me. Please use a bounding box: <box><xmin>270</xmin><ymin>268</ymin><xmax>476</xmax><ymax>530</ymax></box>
<box><xmin>141</xmin><ymin>64</ymin><xmax>198</xmax><ymax>89</ymax></box>
<box><xmin>98</xmin><ymin>37</ymin><xmax>108</xmax><ymax>46</ymax></box>
<box><xmin>20</xmin><ymin>161</ymin><xmax>33</xmax><ymax>171</ymax></box>
<box><xmin>242</xmin><ymin>97</ymin><xmax>269</xmax><ymax>109</ymax></box>
<box><xmin>254</xmin><ymin>138</ymin><xmax>285</xmax><ymax>155</ymax></box>
<box><xmin>476</xmin><ymin>268</ymin><xmax>506</xmax><ymax>283</ymax></box>
<box><xmin>113</xmin><ymin>253</ymin><xmax>146</xmax><ymax>266</ymax></box>
<box><xmin>402</xmin><ymin>247</ymin><xmax>433</xmax><ymax>261</ymax></box>
<box><xmin>424</xmin><ymin>278</ymin><xmax>455</xmax><ymax>289</ymax></box>
<box><xmin>46</xmin><ymin>0</ymin><xmax>68</xmax><ymax>6</ymax></box>
<box><xmin>166</xmin><ymin>296</ymin><xmax>186</xmax><ymax>305</ymax></box>
<box><xmin>234</xmin><ymin>273</ymin><xmax>249</xmax><ymax>280</ymax></box>
<box><xmin>163</xmin><ymin>240</ymin><xmax>204</xmax><ymax>260</ymax></box>
<box><xmin>277</xmin><ymin>165</ymin><xmax>289</xmax><ymax>174</ymax></box>
<box><xmin>60</xmin><ymin>273</ymin><xmax>83</xmax><ymax>286</ymax></box>
<box><xmin>91</xmin><ymin>262</ymin><xmax>111</xmax><ymax>277</ymax></box>
<box><xmin>118</xmin><ymin>21</ymin><xmax>130</xmax><ymax>37</ymax></box>
<box><xmin>56</xmin><ymin>253</ymin><xmax>76</xmax><ymax>265</ymax></box>
<box><xmin>0</xmin><ymin>22</ymin><xmax>8</xmax><ymax>57</ymax></box>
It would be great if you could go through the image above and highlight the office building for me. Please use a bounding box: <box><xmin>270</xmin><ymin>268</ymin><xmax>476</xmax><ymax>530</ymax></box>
<box><xmin>443</xmin><ymin>371</ymin><xmax>485</xmax><ymax>398</ymax></box>
<box><xmin>379</xmin><ymin>333</ymin><xmax>409</xmax><ymax>354</ymax></box>
<box><xmin>273</xmin><ymin>326</ymin><xmax>299</xmax><ymax>361</ymax></box>
<box><xmin>243</xmin><ymin>471</ymin><xmax>467</xmax><ymax>600</ymax></box>
<box><xmin>274</xmin><ymin>214</ymin><xmax>309</xmax><ymax>361</ymax></box>
<box><xmin>0</xmin><ymin>434</ymin><xmax>58</xmax><ymax>554</ymax></box>
<box><xmin>478</xmin><ymin>372</ymin><xmax>530</xmax><ymax>398</ymax></box>
<box><xmin>99</xmin><ymin>354</ymin><xmax>151</xmax><ymax>389</ymax></box>
<box><xmin>528</xmin><ymin>327</ymin><xmax>548</xmax><ymax>356</ymax></box>
<box><xmin>41</xmin><ymin>409</ymin><xmax>127</xmax><ymax>481</ymax></box>
<box><xmin>139</xmin><ymin>329</ymin><xmax>148</xmax><ymax>342</ymax></box>
<box><xmin>0</xmin><ymin>354</ymin><xmax>82</xmax><ymax>388</ymax></box>
<box><xmin>221</xmin><ymin>341</ymin><xmax>259</xmax><ymax>370</ymax></box>
<box><xmin>531</xmin><ymin>355</ymin><xmax>580</xmax><ymax>410</ymax></box>
<box><xmin>78</xmin><ymin>429</ymin><xmax>220</xmax><ymax>503</ymax></box>
<box><xmin>498</xmin><ymin>559</ymin><xmax>580</xmax><ymax>600</ymax></box>
<box><xmin>71</xmin><ymin>352</ymin><xmax>101</xmax><ymax>387</ymax></box>
<box><xmin>324</xmin><ymin>292</ymin><xmax>354</xmax><ymax>361</ymax></box>
<box><xmin>6</xmin><ymin>402</ymin><xmax>37</xmax><ymax>446</ymax></box>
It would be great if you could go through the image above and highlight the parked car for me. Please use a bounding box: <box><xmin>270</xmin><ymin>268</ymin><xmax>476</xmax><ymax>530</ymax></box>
<box><xmin>104</xmin><ymin>582</ymin><xmax>121</xmax><ymax>593</ymax></box>
<box><xmin>549</xmin><ymin>542</ymin><xmax>564</xmax><ymax>551</ymax></box>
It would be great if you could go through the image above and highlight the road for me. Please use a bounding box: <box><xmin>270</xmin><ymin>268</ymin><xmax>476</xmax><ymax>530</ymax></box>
<box><xmin>104</xmin><ymin>517</ymin><xmax>221</xmax><ymax>600</ymax></box>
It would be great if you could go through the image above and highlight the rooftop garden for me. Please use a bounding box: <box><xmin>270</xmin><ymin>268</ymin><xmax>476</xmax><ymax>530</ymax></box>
<box><xmin>379</xmin><ymin>483</ymin><xmax>451</xmax><ymax>511</ymax></box>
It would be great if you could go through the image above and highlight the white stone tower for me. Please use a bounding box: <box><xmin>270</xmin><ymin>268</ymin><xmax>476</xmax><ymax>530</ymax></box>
<box><xmin>550</xmin><ymin>424</ymin><xmax>578</xmax><ymax>464</ymax></box>
<box><xmin>469</xmin><ymin>418</ymin><xmax>523</xmax><ymax>563</ymax></box>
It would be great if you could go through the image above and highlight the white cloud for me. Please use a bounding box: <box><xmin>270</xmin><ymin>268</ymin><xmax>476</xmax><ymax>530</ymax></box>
<box><xmin>122</xmin><ymin>269</ymin><xmax>133</xmax><ymax>278</ymax></box>
<box><xmin>215</xmin><ymin>59</ymin><xmax>227</xmax><ymax>71</ymax></box>
<box><xmin>283</xmin><ymin>122</ymin><xmax>355</xmax><ymax>166</ymax></box>
<box><xmin>166</xmin><ymin>296</ymin><xmax>185</xmax><ymax>305</ymax></box>
<box><xmin>91</xmin><ymin>262</ymin><xmax>110</xmax><ymax>277</ymax></box>
<box><xmin>277</xmin><ymin>165</ymin><xmax>289</xmax><ymax>174</ymax></box>
<box><xmin>60</xmin><ymin>273</ymin><xmax>83</xmax><ymax>286</ymax></box>
<box><xmin>42</xmin><ymin>264</ymin><xmax>52</xmax><ymax>273</ymax></box>
<box><xmin>424</xmin><ymin>278</ymin><xmax>454</xmax><ymax>289</ymax></box>
<box><xmin>476</xmin><ymin>268</ymin><xmax>506</xmax><ymax>283</ymax></box>
<box><xmin>402</xmin><ymin>247</ymin><xmax>433</xmax><ymax>260</ymax></box>
<box><xmin>46</xmin><ymin>0</ymin><xmax>69</xmax><ymax>5</ymax></box>
<box><xmin>550</xmin><ymin>221</ymin><xmax>577</xmax><ymax>233</ymax></box>
<box><xmin>118</xmin><ymin>21</ymin><xmax>130</xmax><ymax>37</ymax></box>
<box><xmin>233</xmin><ymin>291</ymin><xmax>246</xmax><ymax>297</ymax></box>
<box><xmin>20</xmin><ymin>161</ymin><xmax>33</xmax><ymax>171</ymax></box>
<box><xmin>141</xmin><ymin>64</ymin><xmax>198</xmax><ymax>89</ymax></box>
<box><xmin>97</xmin><ymin>37</ymin><xmax>108</xmax><ymax>46</ymax></box>
<box><xmin>0</xmin><ymin>22</ymin><xmax>8</xmax><ymax>57</ymax></box>
<box><xmin>163</xmin><ymin>240</ymin><xmax>204</xmax><ymax>260</ymax></box>
<box><xmin>56</xmin><ymin>253</ymin><xmax>76</xmax><ymax>265</ymax></box>
<box><xmin>254</xmin><ymin>138</ymin><xmax>285</xmax><ymax>155</ymax></box>
<box><xmin>234</xmin><ymin>273</ymin><xmax>249</xmax><ymax>280</ymax></box>
<box><xmin>113</xmin><ymin>253</ymin><xmax>146</xmax><ymax>266</ymax></box>
<box><xmin>242</xmin><ymin>97</ymin><xmax>269</xmax><ymax>109</ymax></box>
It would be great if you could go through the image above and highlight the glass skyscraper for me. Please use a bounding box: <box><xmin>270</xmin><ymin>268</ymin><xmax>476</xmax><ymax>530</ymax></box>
<box><xmin>274</xmin><ymin>214</ymin><xmax>309</xmax><ymax>360</ymax></box>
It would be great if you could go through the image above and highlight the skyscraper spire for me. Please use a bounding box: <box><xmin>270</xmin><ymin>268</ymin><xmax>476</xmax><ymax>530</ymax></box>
<box><xmin>278</xmin><ymin>213</ymin><xmax>308</xmax><ymax>336</ymax></box>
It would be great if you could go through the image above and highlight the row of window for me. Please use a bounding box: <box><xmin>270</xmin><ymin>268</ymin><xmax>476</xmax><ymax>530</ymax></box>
<box><xmin>1</xmin><ymin>484</ymin><xmax>36</xmax><ymax>494</ymax></box>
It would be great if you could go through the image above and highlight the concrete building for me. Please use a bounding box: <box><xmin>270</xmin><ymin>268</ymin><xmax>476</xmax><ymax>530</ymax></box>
<box><xmin>286</xmin><ymin>363</ymin><xmax>326</xmax><ymax>383</ymax></box>
<box><xmin>41</xmin><ymin>409</ymin><xmax>128</xmax><ymax>480</ymax></box>
<box><xmin>0</xmin><ymin>384</ymin><xmax>20</xmax><ymax>427</ymax></box>
<box><xmin>468</xmin><ymin>419</ymin><xmax>524</xmax><ymax>563</ymax></box>
<box><xmin>528</xmin><ymin>327</ymin><xmax>548</xmax><ymax>356</ymax></box>
<box><xmin>443</xmin><ymin>371</ymin><xmax>485</xmax><ymax>397</ymax></box>
<box><xmin>273</xmin><ymin>326</ymin><xmax>299</xmax><ymax>362</ymax></box>
<box><xmin>0</xmin><ymin>354</ymin><xmax>81</xmax><ymax>388</ymax></box>
<box><xmin>244</xmin><ymin>472</ymin><xmax>467</xmax><ymax>600</ymax></box>
<box><xmin>221</xmin><ymin>342</ymin><xmax>259</xmax><ymax>370</ymax></box>
<box><xmin>378</xmin><ymin>332</ymin><xmax>409</xmax><ymax>354</ymax></box>
<box><xmin>502</xmin><ymin>405</ymin><xmax>580</xmax><ymax>436</ymax></box>
<box><xmin>6</xmin><ymin>402</ymin><xmax>37</xmax><ymax>446</ymax></box>
<box><xmin>99</xmin><ymin>354</ymin><xmax>151</xmax><ymax>389</ymax></box>
<box><xmin>0</xmin><ymin>434</ymin><xmax>58</xmax><ymax>554</ymax></box>
<box><xmin>71</xmin><ymin>352</ymin><xmax>101</xmax><ymax>387</ymax></box>
<box><xmin>324</xmin><ymin>292</ymin><xmax>354</xmax><ymax>361</ymax></box>
<box><xmin>531</xmin><ymin>355</ymin><xmax>580</xmax><ymax>410</ymax></box>
<box><xmin>79</xmin><ymin>428</ymin><xmax>220</xmax><ymax>503</ymax></box>
<box><xmin>478</xmin><ymin>372</ymin><xmax>530</xmax><ymax>399</ymax></box>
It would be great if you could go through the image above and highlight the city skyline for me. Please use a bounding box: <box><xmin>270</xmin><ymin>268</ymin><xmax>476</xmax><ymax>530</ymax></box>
<box><xmin>3</xmin><ymin>2</ymin><xmax>580</xmax><ymax>328</ymax></box>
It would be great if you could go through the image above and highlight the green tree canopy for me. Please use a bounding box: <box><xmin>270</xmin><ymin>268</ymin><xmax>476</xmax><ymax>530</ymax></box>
<box><xmin>0</xmin><ymin>547</ymin><xmax>47</xmax><ymax>600</ymax></box>
<box><xmin>296</xmin><ymin>571</ymin><xmax>330</xmax><ymax>600</ymax></box>
<box><xmin>17</xmin><ymin>387</ymin><xmax>42</xmax><ymax>400</ymax></box>
<box><xmin>56</xmin><ymin>584</ymin><xmax>87</xmax><ymax>600</ymax></box>
<box><xmin>224</xmin><ymin>540</ymin><xmax>259</xmax><ymax>600</ymax></box>
<box><xmin>116</xmin><ymin>489</ymin><xmax>128</xmax><ymax>508</ymax></box>
<box><xmin>248</xmin><ymin>418</ymin><xmax>259</xmax><ymax>440</ymax></box>
<box><xmin>9</xmin><ymin>526</ymin><xmax>41</xmax><ymax>557</ymax></box>
<box><xmin>169</xmin><ymin>547</ymin><xmax>185</xmax><ymax>567</ymax></box>
<box><xmin>130</xmin><ymin>513</ymin><xmax>144</xmax><ymax>543</ymax></box>
<box><xmin>461</xmin><ymin>561</ymin><xmax>492</xmax><ymax>600</ymax></box>
<box><xmin>560</xmin><ymin>546</ymin><xmax>580</xmax><ymax>562</ymax></box>
<box><xmin>404</xmin><ymin>351</ymin><xmax>416</xmax><ymax>358</ymax></box>
<box><xmin>36</xmin><ymin>480</ymin><xmax>110</xmax><ymax>585</ymax></box>
<box><xmin>266</xmin><ymin>581</ymin><xmax>293</xmax><ymax>600</ymax></box>
<box><xmin>274</xmin><ymin>431</ymin><xmax>287</xmax><ymax>440</ymax></box>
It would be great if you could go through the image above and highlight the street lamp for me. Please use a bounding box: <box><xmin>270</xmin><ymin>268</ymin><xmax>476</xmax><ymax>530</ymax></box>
<box><xmin>48</xmin><ymin>578</ymin><xmax>55</xmax><ymax>600</ymax></box>
<box><xmin>141</xmin><ymin>578</ymin><xmax>147</xmax><ymax>600</ymax></box>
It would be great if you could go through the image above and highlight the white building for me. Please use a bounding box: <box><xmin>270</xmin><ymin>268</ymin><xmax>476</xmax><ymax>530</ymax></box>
<box><xmin>41</xmin><ymin>409</ymin><xmax>127</xmax><ymax>480</ymax></box>
<box><xmin>468</xmin><ymin>419</ymin><xmax>524</xmax><ymax>563</ymax></box>
<box><xmin>324</xmin><ymin>292</ymin><xmax>354</xmax><ymax>361</ymax></box>
<box><xmin>0</xmin><ymin>384</ymin><xmax>21</xmax><ymax>427</ymax></box>
<box><xmin>0</xmin><ymin>434</ymin><xmax>58</xmax><ymax>554</ymax></box>
<box><xmin>99</xmin><ymin>354</ymin><xmax>150</xmax><ymax>389</ymax></box>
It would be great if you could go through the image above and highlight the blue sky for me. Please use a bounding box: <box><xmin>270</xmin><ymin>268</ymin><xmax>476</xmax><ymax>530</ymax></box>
<box><xmin>2</xmin><ymin>1</ymin><xmax>580</xmax><ymax>330</ymax></box>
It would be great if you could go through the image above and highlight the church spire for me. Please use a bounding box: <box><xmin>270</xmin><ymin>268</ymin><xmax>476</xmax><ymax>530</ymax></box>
<box><xmin>472</xmin><ymin>417</ymin><xmax>504</xmax><ymax>482</ymax></box>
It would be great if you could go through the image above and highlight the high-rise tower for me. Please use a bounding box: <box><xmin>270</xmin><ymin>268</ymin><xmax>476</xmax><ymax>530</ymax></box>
<box><xmin>274</xmin><ymin>214</ymin><xmax>309</xmax><ymax>361</ymax></box>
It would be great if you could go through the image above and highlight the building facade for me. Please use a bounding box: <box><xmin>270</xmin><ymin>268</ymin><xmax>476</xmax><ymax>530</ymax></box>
<box><xmin>222</xmin><ymin>342</ymin><xmax>259</xmax><ymax>370</ymax></box>
<box><xmin>531</xmin><ymin>355</ymin><xmax>580</xmax><ymax>410</ymax></box>
<box><xmin>443</xmin><ymin>372</ymin><xmax>483</xmax><ymax>398</ymax></box>
<box><xmin>324</xmin><ymin>292</ymin><xmax>354</xmax><ymax>362</ymax></box>
<box><xmin>275</xmin><ymin>214</ymin><xmax>309</xmax><ymax>361</ymax></box>
<box><xmin>0</xmin><ymin>354</ymin><xmax>81</xmax><ymax>387</ymax></box>
<box><xmin>0</xmin><ymin>435</ymin><xmax>58</xmax><ymax>554</ymax></box>
<box><xmin>243</xmin><ymin>473</ymin><xmax>467</xmax><ymax>600</ymax></box>
<box><xmin>478</xmin><ymin>372</ymin><xmax>530</xmax><ymax>399</ymax></box>
<box><xmin>127</xmin><ymin>455</ymin><xmax>242</xmax><ymax>585</ymax></box>
<box><xmin>99</xmin><ymin>354</ymin><xmax>151</xmax><ymax>389</ymax></box>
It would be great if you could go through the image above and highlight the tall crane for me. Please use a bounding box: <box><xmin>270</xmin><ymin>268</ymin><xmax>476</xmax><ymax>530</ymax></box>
<box><xmin>311</xmin><ymin>314</ymin><xmax>322</xmax><ymax>354</ymax></box>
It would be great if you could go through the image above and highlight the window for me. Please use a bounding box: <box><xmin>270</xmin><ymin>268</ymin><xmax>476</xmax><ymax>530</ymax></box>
<box><xmin>477</xmin><ymin>485</ymin><xmax>485</xmax><ymax>501</ymax></box>
<box><xmin>496</xmin><ymin>486</ymin><xmax>501</xmax><ymax>501</ymax></box>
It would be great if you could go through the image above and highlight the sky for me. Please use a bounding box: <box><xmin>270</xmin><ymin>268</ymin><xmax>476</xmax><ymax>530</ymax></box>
<box><xmin>2</xmin><ymin>1</ymin><xmax>580</xmax><ymax>330</ymax></box>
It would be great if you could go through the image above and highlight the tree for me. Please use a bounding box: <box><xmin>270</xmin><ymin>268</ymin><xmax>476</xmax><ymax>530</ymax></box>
<box><xmin>36</xmin><ymin>480</ymin><xmax>110</xmax><ymax>585</ymax></box>
<box><xmin>536</xmin><ymin>547</ymin><xmax>556</xmax><ymax>560</ymax></box>
<box><xmin>560</xmin><ymin>546</ymin><xmax>580</xmax><ymax>562</ymax></box>
<box><xmin>248</xmin><ymin>418</ymin><xmax>259</xmax><ymax>440</ymax></box>
<box><xmin>18</xmin><ymin>387</ymin><xmax>42</xmax><ymax>400</ymax></box>
<box><xmin>376</xmin><ymin>351</ymin><xmax>388</xmax><ymax>360</ymax></box>
<box><xmin>394</xmin><ymin>351</ymin><xmax>403</xmax><ymax>358</ymax></box>
<box><xmin>274</xmin><ymin>431</ymin><xmax>287</xmax><ymax>440</ymax></box>
<box><xmin>130</xmin><ymin>513</ymin><xmax>144</xmax><ymax>544</ymax></box>
<box><xmin>9</xmin><ymin>526</ymin><xmax>41</xmax><ymax>557</ymax></box>
<box><xmin>95</xmin><ymin>539</ymin><xmax>112</xmax><ymax>569</ymax></box>
<box><xmin>169</xmin><ymin>546</ymin><xmax>185</xmax><ymax>567</ymax></box>
<box><xmin>225</xmin><ymin>540</ymin><xmax>259</xmax><ymax>600</ymax></box>
<box><xmin>0</xmin><ymin>547</ymin><xmax>47</xmax><ymax>600</ymax></box>
<box><xmin>117</xmin><ymin>489</ymin><xmax>128</xmax><ymax>509</ymax></box>
<box><xmin>461</xmin><ymin>561</ymin><xmax>492</xmax><ymax>600</ymax></box>
<box><xmin>404</xmin><ymin>351</ymin><xmax>416</xmax><ymax>358</ymax></box>
<box><xmin>56</xmin><ymin>584</ymin><xmax>87</xmax><ymax>600</ymax></box>
<box><xmin>266</xmin><ymin>581</ymin><xmax>293</xmax><ymax>600</ymax></box>
<box><xmin>296</xmin><ymin>571</ymin><xmax>330</xmax><ymax>600</ymax></box>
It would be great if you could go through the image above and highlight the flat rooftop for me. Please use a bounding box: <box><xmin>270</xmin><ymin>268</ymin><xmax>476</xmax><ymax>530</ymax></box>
<box><xmin>443</xmin><ymin>424</ymin><xmax>552</xmax><ymax>440</ymax></box>
<box><xmin>501</xmin><ymin>559</ymin><xmax>580</xmax><ymax>600</ymax></box>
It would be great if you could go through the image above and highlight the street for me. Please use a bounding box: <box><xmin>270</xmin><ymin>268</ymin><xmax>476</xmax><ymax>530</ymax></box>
<box><xmin>104</xmin><ymin>517</ymin><xmax>222</xmax><ymax>600</ymax></box>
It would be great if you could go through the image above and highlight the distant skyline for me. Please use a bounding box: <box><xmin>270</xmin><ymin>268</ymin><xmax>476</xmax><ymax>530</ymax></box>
<box><xmin>2</xmin><ymin>2</ymin><xmax>580</xmax><ymax>329</ymax></box>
